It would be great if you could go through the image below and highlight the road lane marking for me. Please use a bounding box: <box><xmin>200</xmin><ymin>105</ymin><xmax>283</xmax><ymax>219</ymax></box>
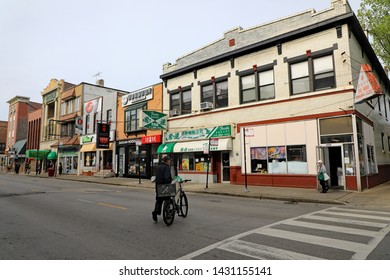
<box><xmin>281</xmin><ymin>220</ymin><xmax>379</xmax><ymax>237</ymax></box>
<box><xmin>179</xmin><ymin>206</ymin><xmax>390</xmax><ymax>260</ymax></box>
<box><xmin>219</xmin><ymin>239</ymin><xmax>322</xmax><ymax>260</ymax></box>
<box><xmin>256</xmin><ymin>228</ymin><xmax>364</xmax><ymax>252</ymax></box>
<box><xmin>97</xmin><ymin>202</ymin><xmax>127</xmax><ymax>210</ymax></box>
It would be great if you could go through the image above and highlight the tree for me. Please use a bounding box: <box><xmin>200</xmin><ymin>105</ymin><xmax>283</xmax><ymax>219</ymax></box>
<box><xmin>357</xmin><ymin>0</ymin><xmax>390</xmax><ymax>68</ymax></box>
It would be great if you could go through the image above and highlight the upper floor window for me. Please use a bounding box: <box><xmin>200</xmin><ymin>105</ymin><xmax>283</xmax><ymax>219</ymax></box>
<box><xmin>240</xmin><ymin>68</ymin><xmax>275</xmax><ymax>104</ymax></box>
<box><xmin>61</xmin><ymin>102</ymin><xmax>66</xmax><ymax>116</ymax></box>
<box><xmin>125</xmin><ymin>104</ymin><xmax>145</xmax><ymax>133</ymax></box>
<box><xmin>107</xmin><ymin>109</ymin><xmax>112</xmax><ymax>123</ymax></box>
<box><xmin>169</xmin><ymin>87</ymin><xmax>192</xmax><ymax>116</ymax></box>
<box><xmin>85</xmin><ymin>115</ymin><xmax>90</xmax><ymax>134</ymax></box>
<box><xmin>290</xmin><ymin>54</ymin><xmax>335</xmax><ymax>95</ymax></box>
<box><xmin>75</xmin><ymin>97</ymin><xmax>80</xmax><ymax>112</ymax></box>
<box><xmin>93</xmin><ymin>113</ymin><xmax>98</xmax><ymax>133</ymax></box>
<box><xmin>60</xmin><ymin>123</ymin><xmax>74</xmax><ymax>137</ymax></box>
<box><xmin>67</xmin><ymin>100</ymin><xmax>73</xmax><ymax>114</ymax></box>
<box><xmin>201</xmin><ymin>78</ymin><xmax>229</xmax><ymax>109</ymax></box>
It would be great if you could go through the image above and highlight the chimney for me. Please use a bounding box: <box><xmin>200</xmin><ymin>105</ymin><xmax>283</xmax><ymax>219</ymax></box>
<box><xmin>96</xmin><ymin>79</ymin><xmax>104</xmax><ymax>86</ymax></box>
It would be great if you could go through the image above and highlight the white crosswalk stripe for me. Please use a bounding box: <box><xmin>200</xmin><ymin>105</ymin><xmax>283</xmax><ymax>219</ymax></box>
<box><xmin>218</xmin><ymin>239</ymin><xmax>322</xmax><ymax>260</ymax></box>
<box><xmin>178</xmin><ymin>206</ymin><xmax>390</xmax><ymax>260</ymax></box>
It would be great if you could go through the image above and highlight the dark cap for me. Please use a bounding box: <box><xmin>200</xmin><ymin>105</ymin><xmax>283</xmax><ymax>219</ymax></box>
<box><xmin>162</xmin><ymin>155</ymin><xmax>172</xmax><ymax>162</ymax></box>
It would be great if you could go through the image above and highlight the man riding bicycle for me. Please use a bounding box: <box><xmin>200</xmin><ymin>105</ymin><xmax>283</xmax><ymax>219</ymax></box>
<box><xmin>152</xmin><ymin>155</ymin><xmax>172</xmax><ymax>222</ymax></box>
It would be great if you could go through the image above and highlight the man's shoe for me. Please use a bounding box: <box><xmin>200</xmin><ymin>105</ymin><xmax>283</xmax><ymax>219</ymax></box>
<box><xmin>152</xmin><ymin>211</ymin><xmax>157</xmax><ymax>222</ymax></box>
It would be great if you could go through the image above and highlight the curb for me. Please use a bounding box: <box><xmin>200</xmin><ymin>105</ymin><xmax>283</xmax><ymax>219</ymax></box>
<box><xmin>5</xmin><ymin>173</ymin><xmax>351</xmax><ymax>206</ymax></box>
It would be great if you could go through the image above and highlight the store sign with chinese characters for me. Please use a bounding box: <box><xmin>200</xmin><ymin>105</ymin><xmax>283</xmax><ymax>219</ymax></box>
<box><xmin>165</xmin><ymin>125</ymin><xmax>232</xmax><ymax>142</ymax></box>
<box><xmin>142</xmin><ymin>135</ymin><xmax>162</xmax><ymax>145</ymax></box>
<box><xmin>141</xmin><ymin>111</ymin><xmax>166</xmax><ymax>130</ymax></box>
<box><xmin>122</xmin><ymin>87</ymin><xmax>153</xmax><ymax>107</ymax></box>
<box><xmin>96</xmin><ymin>123</ymin><xmax>110</xmax><ymax>149</ymax></box>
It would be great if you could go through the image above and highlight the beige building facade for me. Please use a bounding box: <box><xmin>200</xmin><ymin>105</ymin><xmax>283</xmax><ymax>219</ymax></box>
<box><xmin>160</xmin><ymin>0</ymin><xmax>390</xmax><ymax>191</ymax></box>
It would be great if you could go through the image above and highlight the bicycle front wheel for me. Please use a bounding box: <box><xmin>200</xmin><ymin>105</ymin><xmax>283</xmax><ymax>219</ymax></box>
<box><xmin>162</xmin><ymin>198</ymin><xmax>175</xmax><ymax>226</ymax></box>
<box><xmin>179</xmin><ymin>192</ymin><xmax>188</xmax><ymax>218</ymax></box>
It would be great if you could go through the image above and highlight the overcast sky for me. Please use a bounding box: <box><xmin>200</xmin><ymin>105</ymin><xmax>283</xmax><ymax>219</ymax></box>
<box><xmin>0</xmin><ymin>0</ymin><xmax>362</xmax><ymax>121</ymax></box>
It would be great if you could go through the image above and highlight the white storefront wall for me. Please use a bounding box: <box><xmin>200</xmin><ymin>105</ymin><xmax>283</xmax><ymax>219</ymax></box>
<box><xmin>240</xmin><ymin>120</ymin><xmax>318</xmax><ymax>176</ymax></box>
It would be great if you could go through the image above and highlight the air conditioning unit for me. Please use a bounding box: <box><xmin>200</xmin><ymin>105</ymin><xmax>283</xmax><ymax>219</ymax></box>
<box><xmin>200</xmin><ymin>102</ymin><xmax>213</xmax><ymax>111</ymax></box>
<box><xmin>170</xmin><ymin>109</ymin><xmax>180</xmax><ymax>116</ymax></box>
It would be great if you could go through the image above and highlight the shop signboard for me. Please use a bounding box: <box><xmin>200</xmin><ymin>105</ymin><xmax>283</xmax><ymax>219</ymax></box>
<box><xmin>141</xmin><ymin>111</ymin><xmax>167</xmax><ymax>130</ymax></box>
<box><xmin>355</xmin><ymin>64</ymin><xmax>383</xmax><ymax>103</ymax></box>
<box><xmin>122</xmin><ymin>87</ymin><xmax>153</xmax><ymax>107</ymax></box>
<box><xmin>96</xmin><ymin>123</ymin><xmax>110</xmax><ymax>149</ymax></box>
<box><xmin>165</xmin><ymin>125</ymin><xmax>232</xmax><ymax>142</ymax></box>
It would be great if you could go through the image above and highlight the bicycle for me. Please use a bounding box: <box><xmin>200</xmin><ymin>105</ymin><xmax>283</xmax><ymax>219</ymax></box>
<box><xmin>156</xmin><ymin>176</ymin><xmax>190</xmax><ymax>226</ymax></box>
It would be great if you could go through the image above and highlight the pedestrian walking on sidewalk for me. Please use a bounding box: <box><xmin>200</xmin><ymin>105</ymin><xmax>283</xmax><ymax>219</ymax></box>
<box><xmin>58</xmin><ymin>162</ymin><xmax>63</xmax><ymax>176</ymax></box>
<box><xmin>317</xmin><ymin>160</ymin><xmax>329</xmax><ymax>193</ymax></box>
<box><xmin>152</xmin><ymin>155</ymin><xmax>172</xmax><ymax>222</ymax></box>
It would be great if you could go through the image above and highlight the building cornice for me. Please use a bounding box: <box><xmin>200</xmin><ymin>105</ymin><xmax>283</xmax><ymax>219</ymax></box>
<box><xmin>160</xmin><ymin>12</ymin><xmax>389</xmax><ymax>91</ymax></box>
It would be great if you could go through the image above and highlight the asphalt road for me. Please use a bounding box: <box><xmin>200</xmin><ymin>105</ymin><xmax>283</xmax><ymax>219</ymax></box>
<box><xmin>1</xmin><ymin>175</ymin><xmax>389</xmax><ymax>260</ymax></box>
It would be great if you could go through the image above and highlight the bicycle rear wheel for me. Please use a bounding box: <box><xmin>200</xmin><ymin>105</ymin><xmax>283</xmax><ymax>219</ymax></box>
<box><xmin>179</xmin><ymin>192</ymin><xmax>188</xmax><ymax>218</ymax></box>
<box><xmin>162</xmin><ymin>198</ymin><xmax>175</xmax><ymax>226</ymax></box>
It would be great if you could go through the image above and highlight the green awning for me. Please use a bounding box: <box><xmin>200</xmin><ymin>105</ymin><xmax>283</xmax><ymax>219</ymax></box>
<box><xmin>26</xmin><ymin>150</ymin><xmax>50</xmax><ymax>160</ymax></box>
<box><xmin>47</xmin><ymin>151</ymin><xmax>57</xmax><ymax>160</ymax></box>
<box><xmin>157</xmin><ymin>142</ymin><xmax>176</xmax><ymax>153</ymax></box>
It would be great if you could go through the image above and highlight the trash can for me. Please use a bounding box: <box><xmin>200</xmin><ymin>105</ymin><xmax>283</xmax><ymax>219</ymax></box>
<box><xmin>48</xmin><ymin>168</ymin><xmax>54</xmax><ymax>177</ymax></box>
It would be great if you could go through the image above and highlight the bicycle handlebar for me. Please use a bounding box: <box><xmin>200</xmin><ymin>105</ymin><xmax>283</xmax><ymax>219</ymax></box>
<box><xmin>183</xmin><ymin>179</ymin><xmax>192</xmax><ymax>183</ymax></box>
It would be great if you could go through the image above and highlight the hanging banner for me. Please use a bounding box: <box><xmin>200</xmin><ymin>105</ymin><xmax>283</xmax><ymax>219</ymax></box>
<box><xmin>84</xmin><ymin>98</ymin><xmax>102</xmax><ymax>115</ymax></box>
<box><xmin>355</xmin><ymin>64</ymin><xmax>383</xmax><ymax>104</ymax></box>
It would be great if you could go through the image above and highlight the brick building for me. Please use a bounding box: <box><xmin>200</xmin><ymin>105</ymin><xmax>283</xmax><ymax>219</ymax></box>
<box><xmin>0</xmin><ymin>121</ymin><xmax>7</xmax><ymax>170</ymax></box>
<box><xmin>5</xmin><ymin>96</ymin><xmax>41</xmax><ymax>167</ymax></box>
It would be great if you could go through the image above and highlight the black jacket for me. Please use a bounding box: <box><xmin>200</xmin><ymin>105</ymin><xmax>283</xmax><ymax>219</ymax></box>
<box><xmin>155</xmin><ymin>162</ymin><xmax>172</xmax><ymax>185</ymax></box>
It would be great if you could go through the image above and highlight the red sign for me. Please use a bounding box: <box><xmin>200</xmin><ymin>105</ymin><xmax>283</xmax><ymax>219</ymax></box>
<box><xmin>210</xmin><ymin>138</ymin><xmax>219</xmax><ymax>146</ymax></box>
<box><xmin>142</xmin><ymin>135</ymin><xmax>162</xmax><ymax>145</ymax></box>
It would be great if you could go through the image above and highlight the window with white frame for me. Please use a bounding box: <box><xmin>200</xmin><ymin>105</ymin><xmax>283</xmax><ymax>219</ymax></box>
<box><xmin>61</xmin><ymin>102</ymin><xmax>66</xmax><ymax>116</ymax></box>
<box><xmin>75</xmin><ymin>97</ymin><xmax>80</xmax><ymax>112</ymax></box>
<box><xmin>67</xmin><ymin>100</ymin><xmax>73</xmax><ymax>114</ymax></box>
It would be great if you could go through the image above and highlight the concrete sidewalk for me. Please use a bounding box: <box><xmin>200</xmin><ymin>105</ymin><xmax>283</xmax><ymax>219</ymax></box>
<box><xmin>28</xmin><ymin>173</ymin><xmax>390</xmax><ymax>209</ymax></box>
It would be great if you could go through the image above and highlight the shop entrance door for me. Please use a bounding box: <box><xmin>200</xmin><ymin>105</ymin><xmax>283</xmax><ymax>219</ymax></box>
<box><xmin>317</xmin><ymin>146</ymin><xmax>344</xmax><ymax>190</ymax></box>
<box><xmin>222</xmin><ymin>152</ymin><xmax>230</xmax><ymax>183</ymax></box>
<box><xmin>328</xmin><ymin>146</ymin><xmax>343</xmax><ymax>189</ymax></box>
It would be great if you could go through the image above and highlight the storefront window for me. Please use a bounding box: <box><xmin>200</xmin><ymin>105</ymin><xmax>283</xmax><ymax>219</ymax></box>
<box><xmin>250</xmin><ymin>145</ymin><xmax>307</xmax><ymax>174</ymax></box>
<box><xmin>319</xmin><ymin>116</ymin><xmax>353</xmax><ymax>144</ymax></box>
<box><xmin>178</xmin><ymin>152</ymin><xmax>211</xmax><ymax>172</ymax></box>
<box><xmin>287</xmin><ymin>145</ymin><xmax>308</xmax><ymax>174</ymax></box>
<box><xmin>84</xmin><ymin>152</ymin><xmax>96</xmax><ymax>167</ymax></box>
<box><xmin>367</xmin><ymin>145</ymin><xmax>377</xmax><ymax>174</ymax></box>
<box><xmin>128</xmin><ymin>147</ymin><xmax>147</xmax><ymax>176</ymax></box>
<box><xmin>358</xmin><ymin>135</ymin><xmax>365</xmax><ymax>176</ymax></box>
<box><xmin>343</xmin><ymin>144</ymin><xmax>355</xmax><ymax>175</ymax></box>
<box><xmin>268</xmin><ymin>146</ymin><xmax>287</xmax><ymax>174</ymax></box>
<box><xmin>251</xmin><ymin>147</ymin><xmax>268</xmax><ymax>173</ymax></box>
